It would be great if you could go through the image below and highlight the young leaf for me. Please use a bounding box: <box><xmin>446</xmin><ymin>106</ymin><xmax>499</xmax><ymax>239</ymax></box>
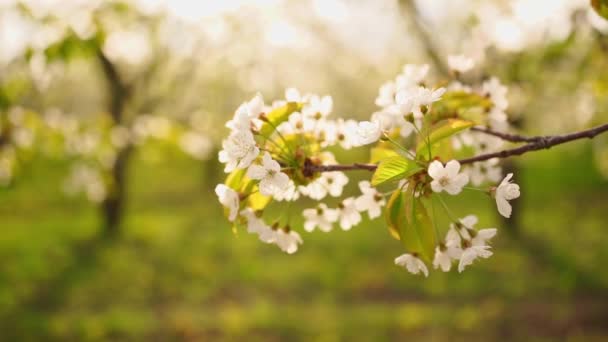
<box><xmin>248</xmin><ymin>189</ymin><xmax>271</xmax><ymax>210</ymax></box>
<box><xmin>385</xmin><ymin>185</ymin><xmax>437</xmax><ymax>263</ymax></box>
<box><xmin>416</xmin><ymin>118</ymin><xmax>474</xmax><ymax>158</ymax></box>
<box><xmin>430</xmin><ymin>91</ymin><xmax>493</xmax><ymax>124</ymax></box>
<box><xmin>385</xmin><ymin>190</ymin><xmax>406</xmax><ymax>240</ymax></box>
<box><xmin>225</xmin><ymin>169</ymin><xmax>246</xmax><ymax>191</ymax></box>
<box><xmin>408</xmin><ymin>199</ymin><xmax>437</xmax><ymax>263</ymax></box>
<box><xmin>258</xmin><ymin>102</ymin><xmax>303</xmax><ymax>137</ymax></box>
<box><xmin>371</xmin><ymin>156</ymin><xmax>423</xmax><ymax>186</ymax></box>
<box><xmin>370</xmin><ymin>146</ymin><xmax>399</xmax><ymax>163</ymax></box>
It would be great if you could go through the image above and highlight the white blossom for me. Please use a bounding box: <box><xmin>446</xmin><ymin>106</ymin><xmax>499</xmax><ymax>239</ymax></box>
<box><xmin>467</xmin><ymin>158</ymin><xmax>502</xmax><ymax>186</ymax></box>
<box><xmin>458</xmin><ymin>245</ymin><xmax>493</xmax><ymax>273</ymax></box>
<box><xmin>396</xmin><ymin>64</ymin><xmax>429</xmax><ymax>89</ymax></box>
<box><xmin>285</xmin><ymin>112</ymin><xmax>314</xmax><ymax>134</ymax></box>
<box><xmin>241</xmin><ymin>209</ymin><xmax>275</xmax><ymax>243</ymax></box>
<box><xmin>303</xmin><ymin>95</ymin><xmax>333</xmax><ymax>119</ymax></box>
<box><xmin>226</xmin><ymin>94</ymin><xmax>265</xmax><ymax>131</ymax></box>
<box><xmin>335</xmin><ymin>119</ymin><xmax>359</xmax><ymax>150</ymax></box>
<box><xmin>247</xmin><ymin>152</ymin><xmax>290</xmax><ymax>198</ymax></box>
<box><xmin>433</xmin><ymin>247</ymin><xmax>452</xmax><ymax>272</ymax></box>
<box><xmin>354</xmin><ymin>181</ymin><xmax>385</xmax><ymax>219</ymax></box>
<box><xmin>335</xmin><ymin>197</ymin><xmax>362</xmax><ymax>230</ymax></box>
<box><xmin>285</xmin><ymin>87</ymin><xmax>302</xmax><ymax>102</ymax></box>
<box><xmin>218</xmin><ymin>130</ymin><xmax>259</xmax><ymax>172</ymax></box>
<box><xmin>303</xmin><ymin>204</ymin><xmax>337</xmax><ymax>232</ymax></box>
<box><xmin>354</xmin><ymin>120</ymin><xmax>382</xmax><ymax>146</ymax></box>
<box><xmin>471</xmin><ymin>228</ymin><xmax>497</xmax><ymax>247</ymax></box>
<box><xmin>215</xmin><ymin>184</ymin><xmax>240</xmax><ymax>222</ymax></box>
<box><xmin>482</xmin><ymin>77</ymin><xmax>508</xmax><ymax>111</ymax></box>
<box><xmin>405</xmin><ymin>86</ymin><xmax>446</xmax><ymax>119</ymax></box>
<box><xmin>275</xmin><ymin>229</ymin><xmax>303</xmax><ymax>254</ymax></box>
<box><xmin>272</xmin><ymin>180</ymin><xmax>300</xmax><ymax>202</ymax></box>
<box><xmin>375</xmin><ymin>81</ymin><xmax>396</xmax><ymax>107</ymax></box>
<box><xmin>226</xmin><ymin>102</ymin><xmax>252</xmax><ymax>132</ymax></box>
<box><xmin>495</xmin><ymin>173</ymin><xmax>520</xmax><ymax>218</ymax></box>
<box><xmin>428</xmin><ymin>160</ymin><xmax>469</xmax><ymax>195</ymax></box>
<box><xmin>445</xmin><ymin>226</ymin><xmax>464</xmax><ymax>259</ymax></box>
<box><xmin>300</xmin><ymin>171</ymin><xmax>349</xmax><ymax>200</ymax></box>
<box><xmin>394</xmin><ymin>253</ymin><xmax>429</xmax><ymax>277</ymax></box>
<box><xmin>448</xmin><ymin>54</ymin><xmax>475</xmax><ymax>73</ymax></box>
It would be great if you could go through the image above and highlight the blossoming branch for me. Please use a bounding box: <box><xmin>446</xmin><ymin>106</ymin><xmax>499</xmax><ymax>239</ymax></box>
<box><xmin>214</xmin><ymin>56</ymin><xmax>608</xmax><ymax>277</ymax></box>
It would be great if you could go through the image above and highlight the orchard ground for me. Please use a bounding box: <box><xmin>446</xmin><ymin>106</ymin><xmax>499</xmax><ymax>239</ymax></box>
<box><xmin>1</xmin><ymin>141</ymin><xmax>607</xmax><ymax>341</ymax></box>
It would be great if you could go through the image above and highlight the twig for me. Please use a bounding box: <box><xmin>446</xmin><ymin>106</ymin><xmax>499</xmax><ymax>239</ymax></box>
<box><xmin>306</xmin><ymin>163</ymin><xmax>378</xmax><ymax>173</ymax></box>
<box><xmin>459</xmin><ymin>122</ymin><xmax>608</xmax><ymax>165</ymax></box>
<box><xmin>470</xmin><ymin>127</ymin><xmax>539</xmax><ymax>143</ymax></box>
<box><xmin>304</xmin><ymin>123</ymin><xmax>608</xmax><ymax>173</ymax></box>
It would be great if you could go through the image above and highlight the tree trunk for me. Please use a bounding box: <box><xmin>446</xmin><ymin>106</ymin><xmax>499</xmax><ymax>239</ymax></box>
<box><xmin>101</xmin><ymin>146</ymin><xmax>131</xmax><ymax>238</ymax></box>
<box><xmin>97</xmin><ymin>51</ymin><xmax>131</xmax><ymax>238</ymax></box>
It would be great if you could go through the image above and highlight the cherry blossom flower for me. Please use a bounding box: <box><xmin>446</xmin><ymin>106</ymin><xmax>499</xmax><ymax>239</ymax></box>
<box><xmin>394</xmin><ymin>253</ymin><xmax>429</xmax><ymax>277</ymax></box>
<box><xmin>445</xmin><ymin>226</ymin><xmax>464</xmax><ymax>259</ymax></box>
<box><xmin>286</xmin><ymin>112</ymin><xmax>314</xmax><ymax>134</ymax></box>
<box><xmin>433</xmin><ymin>246</ymin><xmax>452</xmax><ymax>272</ymax></box>
<box><xmin>405</xmin><ymin>86</ymin><xmax>446</xmax><ymax>119</ymax></box>
<box><xmin>241</xmin><ymin>209</ymin><xmax>275</xmax><ymax>243</ymax></box>
<box><xmin>275</xmin><ymin>228</ymin><xmax>303</xmax><ymax>254</ymax></box>
<box><xmin>247</xmin><ymin>152</ymin><xmax>290</xmax><ymax>198</ymax></box>
<box><xmin>218</xmin><ymin>130</ymin><xmax>259</xmax><ymax>172</ymax></box>
<box><xmin>303</xmin><ymin>204</ymin><xmax>337</xmax><ymax>232</ymax></box>
<box><xmin>428</xmin><ymin>160</ymin><xmax>469</xmax><ymax>195</ymax></box>
<box><xmin>334</xmin><ymin>119</ymin><xmax>359</xmax><ymax>150</ymax></box>
<box><xmin>354</xmin><ymin>181</ymin><xmax>385</xmax><ymax>219</ymax></box>
<box><xmin>494</xmin><ymin>173</ymin><xmax>521</xmax><ymax>218</ymax></box>
<box><xmin>226</xmin><ymin>94</ymin><xmax>264</xmax><ymax>132</ymax></box>
<box><xmin>272</xmin><ymin>180</ymin><xmax>300</xmax><ymax>202</ymax></box>
<box><xmin>215</xmin><ymin>184</ymin><xmax>239</xmax><ymax>222</ymax></box>
<box><xmin>375</xmin><ymin>81</ymin><xmax>396</xmax><ymax>107</ymax></box>
<box><xmin>354</xmin><ymin>120</ymin><xmax>382</xmax><ymax>146</ymax></box>
<box><xmin>448</xmin><ymin>54</ymin><xmax>475</xmax><ymax>73</ymax></box>
<box><xmin>482</xmin><ymin>77</ymin><xmax>508</xmax><ymax>111</ymax></box>
<box><xmin>467</xmin><ymin>158</ymin><xmax>502</xmax><ymax>186</ymax></box>
<box><xmin>303</xmin><ymin>95</ymin><xmax>333</xmax><ymax>119</ymax></box>
<box><xmin>458</xmin><ymin>245</ymin><xmax>493</xmax><ymax>273</ymax></box>
<box><xmin>285</xmin><ymin>87</ymin><xmax>302</xmax><ymax>102</ymax></box>
<box><xmin>335</xmin><ymin>197</ymin><xmax>362</xmax><ymax>230</ymax></box>
<box><xmin>299</xmin><ymin>170</ymin><xmax>349</xmax><ymax>200</ymax></box>
<box><xmin>396</xmin><ymin>64</ymin><xmax>429</xmax><ymax>89</ymax></box>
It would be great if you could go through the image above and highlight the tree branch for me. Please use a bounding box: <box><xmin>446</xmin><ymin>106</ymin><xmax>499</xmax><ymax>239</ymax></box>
<box><xmin>459</xmin><ymin>123</ymin><xmax>608</xmax><ymax>165</ymax></box>
<box><xmin>470</xmin><ymin>126</ymin><xmax>539</xmax><ymax>143</ymax></box>
<box><xmin>307</xmin><ymin>163</ymin><xmax>378</xmax><ymax>173</ymax></box>
<box><xmin>304</xmin><ymin>123</ymin><xmax>608</xmax><ymax>173</ymax></box>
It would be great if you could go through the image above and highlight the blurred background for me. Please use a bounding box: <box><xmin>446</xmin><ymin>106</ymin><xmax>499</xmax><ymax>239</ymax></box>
<box><xmin>1</xmin><ymin>0</ymin><xmax>608</xmax><ymax>340</ymax></box>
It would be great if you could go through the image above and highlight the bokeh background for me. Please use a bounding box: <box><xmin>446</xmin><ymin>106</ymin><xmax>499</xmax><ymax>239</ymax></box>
<box><xmin>1</xmin><ymin>0</ymin><xmax>608</xmax><ymax>340</ymax></box>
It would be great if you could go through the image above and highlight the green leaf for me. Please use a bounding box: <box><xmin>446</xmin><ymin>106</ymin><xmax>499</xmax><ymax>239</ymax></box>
<box><xmin>592</xmin><ymin>0</ymin><xmax>608</xmax><ymax>19</ymax></box>
<box><xmin>248</xmin><ymin>190</ymin><xmax>271</xmax><ymax>210</ymax></box>
<box><xmin>258</xmin><ymin>102</ymin><xmax>303</xmax><ymax>137</ymax></box>
<box><xmin>370</xmin><ymin>146</ymin><xmax>399</xmax><ymax>163</ymax></box>
<box><xmin>416</xmin><ymin>118</ymin><xmax>474</xmax><ymax>158</ymax></box>
<box><xmin>430</xmin><ymin>91</ymin><xmax>493</xmax><ymax>124</ymax></box>
<box><xmin>225</xmin><ymin>169</ymin><xmax>246</xmax><ymax>191</ymax></box>
<box><xmin>385</xmin><ymin>190</ymin><xmax>406</xmax><ymax>240</ymax></box>
<box><xmin>225</xmin><ymin>168</ymin><xmax>272</xmax><ymax>212</ymax></box>
<box><xmin>408</xmin><ymin>199</ymin><xmax>437</xmax><ymax>263</ymax></box>
<box><xmin>385</xmin><ymin>188</ymin><xmax>437</xmax><ymax>262</ymax></box>
<box><xmin>371</xmin><ymin>156</ymin><xmax>423</xmax><ymax>186</ymax></box>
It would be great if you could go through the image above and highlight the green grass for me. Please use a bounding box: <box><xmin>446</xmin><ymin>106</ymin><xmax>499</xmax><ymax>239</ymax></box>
<box><xmin>1</xmin><ymin>144</ymin><xmax>608</xmax><ymax>341</ymax></box>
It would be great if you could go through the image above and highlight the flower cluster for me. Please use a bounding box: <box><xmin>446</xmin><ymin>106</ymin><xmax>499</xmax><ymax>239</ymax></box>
<box><xmin>215</xmin><ymin>61</ymin><xmax>522</xmax><ymax>276</ymax></box>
